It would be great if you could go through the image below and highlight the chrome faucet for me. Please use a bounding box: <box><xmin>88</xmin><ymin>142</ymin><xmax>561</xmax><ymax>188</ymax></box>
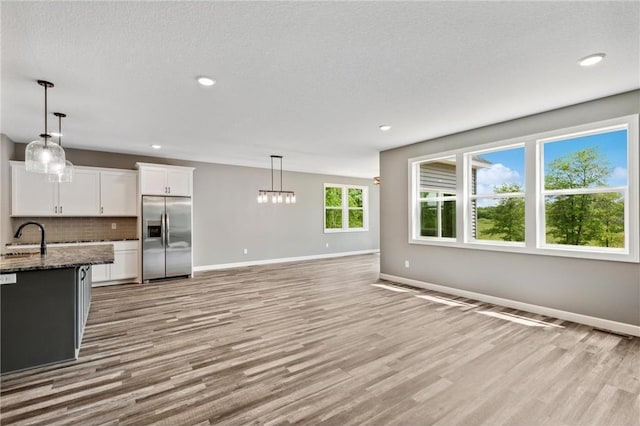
<box><xmin>14</xmin><ymin>222</ymin><xmax>47</xmax><ymax>255</ymax></box>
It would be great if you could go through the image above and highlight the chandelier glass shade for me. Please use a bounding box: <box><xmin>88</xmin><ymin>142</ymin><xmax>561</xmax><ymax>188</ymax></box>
<box><xmin>257</xmin><ymin>155</ymin><xmax>296</xmax><ymax>204</ymax></box>
<box><xmin>25</xmin><ymin>80</ymin><xmax>67</xmax><ymax>174</ymax></box>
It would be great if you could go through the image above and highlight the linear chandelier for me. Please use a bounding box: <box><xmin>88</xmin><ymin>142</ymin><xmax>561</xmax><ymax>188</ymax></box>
<box><xmin>257</xmin><ymin>155</ymin><xmax>296</xmax><ymax>204</ymax></box>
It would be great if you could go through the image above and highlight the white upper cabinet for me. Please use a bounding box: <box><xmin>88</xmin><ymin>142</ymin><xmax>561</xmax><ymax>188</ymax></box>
<box><xmin>100</xmin><ymin>171</ymin><xmax>137</xmax><ymax>216</ymax></box>
<box><xmin>11</xmin><ymin>162</ymin><xmax>138</xmax><ymax>217</ymax></box>
<box><xmin>137</xmin><ymin>163</ymin><xmax>194</xmax><ymax>196</ymax></box>
<box><xmin>11</xmin><ymin>162</ymin><xmax>58</xmax><ymax>216</ymax></box>
<box><xmin>58</xmin><ymin>169</ymin><xmax>101</xmax><ymax>216</ymax></box>
<box><xmin>165</xmin><ymin>169</ymin><xmax>192</xmax><ymax>196</ymax></box>
<box><xmin>139</xmin><ymin>167</ymin><xmax>167</xmax><ymax>196</ymax></box>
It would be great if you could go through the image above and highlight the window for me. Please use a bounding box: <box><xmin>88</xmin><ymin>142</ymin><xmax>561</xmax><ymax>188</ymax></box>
<box><xmin>540</xmin><ymin>128</ymin><xmax>628</xmax><ymax>250</ymax></box>
<box><xmin>415</xmin><ymin>157</ymin><xmax>457</xmax><ymax>239</ymax></box>
<box><xmin>324</xmin><ymin>184</ymin><xmax>368</xmax><ymax>232</ymax></box>
<box><xmin>468</xmin><ymin>145</ymin><xmax>525</xmax><ymax>243</ymax></box>
<box><xmin>408</xmin><ymin>114</ymin><xmax>639</xmax><ymax>263</ymax></box>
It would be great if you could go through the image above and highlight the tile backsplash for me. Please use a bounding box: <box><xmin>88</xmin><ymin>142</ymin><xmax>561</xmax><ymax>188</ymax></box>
<box><xmin>9</xmin><ymin>217</ymin><xmax>138</xmax><ymax>244</ymax></box>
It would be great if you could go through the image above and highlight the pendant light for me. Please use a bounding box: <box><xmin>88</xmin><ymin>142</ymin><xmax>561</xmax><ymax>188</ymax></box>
<box><xmin>25</xmin><ymin>80</ymin><xmax>66</xmax><ymax>174</ymax></box>
<box><xmin>257</xmin><ymin>155</ymin><xmax>296</xmax><ymax>204</ymax></box>
<box><xmin>48</xmin><ymin>113</ymin><xmax>73</xmax><ymax>183</ymax></box>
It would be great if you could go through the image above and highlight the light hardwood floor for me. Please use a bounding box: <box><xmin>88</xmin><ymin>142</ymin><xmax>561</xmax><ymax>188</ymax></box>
<box><xmin>1</xmin><ymin>254</ymin><xmax>638</xmax><ymax>425</ymax></box>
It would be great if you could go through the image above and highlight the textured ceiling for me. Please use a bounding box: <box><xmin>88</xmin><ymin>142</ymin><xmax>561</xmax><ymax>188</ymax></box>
<box><xmin>2</xmin><ymin>1</ymin><xmax>638</xmax><ymax>178</ymax></box>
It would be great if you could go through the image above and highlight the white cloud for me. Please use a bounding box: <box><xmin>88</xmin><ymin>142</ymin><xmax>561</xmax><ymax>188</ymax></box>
<box><xmin>612</xmin><ymin>166</ymin><xmax>627</xmax><ymax>181</ymax></box>
<box><xmin>476</xmin><ymin>198</ymin><xmax>499</xmax><ymax>207</ymax></box>
<box><xmin>476</xmin><ymin>163</ymin><xmax>521</xmax><ymax>195</ymax></box>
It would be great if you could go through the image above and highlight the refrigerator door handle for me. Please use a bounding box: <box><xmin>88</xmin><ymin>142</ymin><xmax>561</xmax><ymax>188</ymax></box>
<box><xmin>161</xmin><ymin>213</ymin><xmax>166</xmax><ymax>248</ymax></box>
<box><xmin>165</xmin><ymin>213</ymin><xmax>171</xmax><ymax>246</ymax></box>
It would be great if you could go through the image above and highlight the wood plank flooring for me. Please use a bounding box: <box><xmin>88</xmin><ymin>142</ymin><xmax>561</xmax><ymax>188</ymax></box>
<box><xmin>1</xmin><ymin>254</ymin><xmax>638</xmax><ymax>425</ymax></box>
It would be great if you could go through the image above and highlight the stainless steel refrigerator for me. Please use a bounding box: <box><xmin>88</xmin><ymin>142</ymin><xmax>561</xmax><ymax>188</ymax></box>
<box><xmin>142</xmin><ymin>196</ymin><xmax>192</xmax><ymax>281</ymax></box>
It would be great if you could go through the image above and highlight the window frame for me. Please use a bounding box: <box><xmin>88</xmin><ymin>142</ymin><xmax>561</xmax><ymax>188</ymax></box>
<box><xmin>413</xmin><ymin>155</ymin><xmax>458</xmax><ymax>241</ymax></box>
<box><xmin>466</xmin><ymin>143</ymin><xmax>526</xmax><ymax>246</ymax></box>
<box><xmin>537</xmin><ymin>124</ymin><xmax>631</xmax><ymax>254</ymax></box>
<box><xmin>417</xmin><ymin>190</ymin><xmax>457</xmax><ymax>239</ymax></box>
<box><xmin>407</xmin><ymin>114</ymin><xmax>639</xmax><ymax>263</ymax></box>
<box><xmin>324</xmin><ymin>183</ymin><xmax>369</xmax><ymax>233</ymax></box>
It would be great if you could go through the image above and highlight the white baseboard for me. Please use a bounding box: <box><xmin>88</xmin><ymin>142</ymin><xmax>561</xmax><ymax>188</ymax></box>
<box><xmin>194</xmin><ymin>249</ymin><xmax>380</xmax><ymax>272</ymax></box>
<box><xmin>379</xmin><ymin>273</ymin><xmax>640</xmax><ymax>337</ymax></box>
<box><xmin>92</xmin><ymin>278</ymin><xmax>140</xmax><ymax>287</ymax></box>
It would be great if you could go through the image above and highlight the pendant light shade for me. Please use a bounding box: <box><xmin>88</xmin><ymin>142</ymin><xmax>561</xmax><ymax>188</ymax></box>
<box><xmin>25</xmin><ymin>135</ymin><xmax>66</xmax><ymax>174</ymax></box>
<box><xmin>48</xmin><ymin>113</ymin><xmax>73</xmax><ymax>183</ymax></box>
<box><xmin>25</xmin><ymin>80</ymin><xmax>66</xmax><ymax>174</ymax></box>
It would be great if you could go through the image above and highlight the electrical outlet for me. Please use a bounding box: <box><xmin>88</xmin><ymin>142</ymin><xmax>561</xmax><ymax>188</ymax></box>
<box><xmin>404</xmin><ymin>260</ymin><xmax>410</xmax><ymax>268</ymax></box>
<box><xmin>243</xmin><ymin>248</ymin><xmax>248</xmax><ymax>254</ymax></box>
<box><xmin>111</xmin><ymin>223</ymin><xmax>117</xmax><ymax>230</ymax></box>
<box><xmin>0</xmin><ymin>274</ymin><xmax>17</xmax><ymax>285</ymax></box>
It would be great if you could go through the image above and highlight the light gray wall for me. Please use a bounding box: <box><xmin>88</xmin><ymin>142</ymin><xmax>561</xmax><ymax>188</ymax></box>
<box><xmin>0</xmin><ymin>134</ymin><xmax>16</xmax><ymax>249</ymax></box>
<box><xmin>380</xmin><ymin>90</ymin><xmax>640</xmax><ymax>326</ymax></box>
<box><xmin>9</xmin><ymin>145</ymin><xmax>379</xmax><ymax>266</ymax></box>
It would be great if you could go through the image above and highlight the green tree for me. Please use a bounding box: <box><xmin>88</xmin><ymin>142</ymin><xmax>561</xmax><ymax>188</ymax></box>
<box><xmin>348</xmin><ymin>188</ymin><xmax>362</xmax><ymax>208</ymax></box>
<box><xmin>486</xmin><ymin>183</ymin><xmax>525</xmax><ymax>241</ymax></box>
<box><xmin>325</xmin><ymin>187</ymin><xmax>342</xmax><ymax>228</ymax></box>
<box><xmin>591</xmin><ymin>193</ymin><xmax>624</xmax><ymax>247</ymax></box>
<box><xmin>544</xmin><ymin>147</ymin><xmax>611</xmax><ymax>245</ymax></box>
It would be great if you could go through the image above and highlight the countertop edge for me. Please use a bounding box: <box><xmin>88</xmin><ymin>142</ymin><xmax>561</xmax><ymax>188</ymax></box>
<box><xmin>1</xmin><ymin>245</ymin><xmax>115</xmax><ymax>274</ymax></box>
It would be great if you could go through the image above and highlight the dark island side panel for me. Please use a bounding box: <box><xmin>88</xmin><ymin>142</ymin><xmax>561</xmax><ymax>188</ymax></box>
<box><xmin>1</xmin><ymin>268</ymin><xmax>77</xmax><ymax>373</ymax></box>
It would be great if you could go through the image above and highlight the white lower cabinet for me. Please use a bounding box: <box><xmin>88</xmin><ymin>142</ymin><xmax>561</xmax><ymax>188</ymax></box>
<box><xmin>110</xmin><ymin>250</ymin><xmax>138</xmax><ymax>281</ymax></box>
<box><xmin>5</xmin><ymin>240</ymin><xmax>139</xmax><ymax>286</ymax></box>
<box><xmin>92</xmin><ymin>241</ymin><xmax>139</xmax><ymax>286</ymax></box>
<box><xmin>91</xmin><ymin>264</ymin><xmax>110</xmax><ymax>283</ymax></box>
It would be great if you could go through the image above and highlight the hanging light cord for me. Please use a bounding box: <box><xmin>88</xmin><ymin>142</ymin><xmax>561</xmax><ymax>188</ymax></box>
<box><xmin>54</xmin><ymin>112</ymin><xmax>66</xmax><ymax>146</ymax></box>
<box><xmin>280</xmin><ymin>157</ymin><xmax>283</xmax><ymax>192</ymax></box>
<box><xmin>44</xmin><ymin>84</ymin><xmax>49</xmax><ymax>146</ymax></box>
<box><xmin>270</xmin><ymin>155</ymin><xmax>284</xmax><ymax>191</ymax></box>
<box><xmin>37</xmin><ymin>80</ymin><xmax>54</xmax><ymax>147</ymax></box>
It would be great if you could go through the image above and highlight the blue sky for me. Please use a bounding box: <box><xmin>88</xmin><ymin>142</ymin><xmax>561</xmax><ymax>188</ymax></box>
<box><xmin>475</xmin><ymin>129</ymin><xmax>628</xmax><ymax>193</ymax></box>
<box><xmin>544</xmin><ymin>129</ymin><xmax>627</xmax><ymax>186</ymax></box>
<box><xmin>476</xmin><ymin>147</ymin><xmax>524</xmax><ymax>195</ymax></box>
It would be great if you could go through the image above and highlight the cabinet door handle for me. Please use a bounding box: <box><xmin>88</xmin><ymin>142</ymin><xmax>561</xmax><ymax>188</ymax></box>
<box><xmin>54</xmin><ymin>206</ymin><xmax>57</xmax><ymax>214</ymax></box>
<box><xmin>168</xmin><ymin>186</ymin><xmax>171</xmax><ymax>194</ymax></box>
<box><xmin>60</xmin><ymin>205</ymin><xmax>63</xmax><ymax>214</ymax></box>
<box><xmin>101</xmin><ymin>206</ymin><xmax>104</xmax><ymax>214</ymax></box>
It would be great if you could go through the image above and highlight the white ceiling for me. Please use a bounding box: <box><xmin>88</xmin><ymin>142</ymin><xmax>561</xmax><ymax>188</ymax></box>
<box><xmin>2</xmin><ymin>1</ymin><xmax>638</xmax><ymax>178</ymax></box>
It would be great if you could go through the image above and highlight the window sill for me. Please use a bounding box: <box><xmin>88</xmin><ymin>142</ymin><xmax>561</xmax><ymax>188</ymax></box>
<box><xmin>408</xmin><ymin>238</ymin><xmax>638</xmax><ymax>263</ymax></box>
<box><xmin>324</xmin><ymin>228</ymin><xmax>369</xmax><ymax>234</ymax></box>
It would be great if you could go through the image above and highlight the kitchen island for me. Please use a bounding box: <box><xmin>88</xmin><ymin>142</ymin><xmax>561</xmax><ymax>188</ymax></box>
<box><xmin>0</xmin><ymin>245</ymin><xmax>114</xmax><ymax>374</ymax></box>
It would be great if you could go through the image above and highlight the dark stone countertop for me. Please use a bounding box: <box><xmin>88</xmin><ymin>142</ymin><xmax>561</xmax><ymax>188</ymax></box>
<box><xmin>0</xmin><ymin>245</ymin><xmax>115</xmax><ymax>273</ymax></box>
<box><xmin>6</xmin><ymin>238</ymin><xmax>139</xmax><ymax>247</ymax></box>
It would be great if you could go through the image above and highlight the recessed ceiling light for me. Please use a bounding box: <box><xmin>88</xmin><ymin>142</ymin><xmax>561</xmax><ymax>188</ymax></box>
<box><xmin>196</xmin><ymin>76</ymin><xmax>216</xmax><ymax>86</ymax></box>
<box><xmin>578</xmin><ymin>53</ymin><xmax>605</xmax><ymax>67</ymax></box>
<box><xmin>379</xmin><ymin>125</ymin><xmax>391</xmax><ymax>132</ymax></box>
<box><xmin>151</xmin><ymin>144</ymin><xmax>161</xmax><ymax>149</ymax></box>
